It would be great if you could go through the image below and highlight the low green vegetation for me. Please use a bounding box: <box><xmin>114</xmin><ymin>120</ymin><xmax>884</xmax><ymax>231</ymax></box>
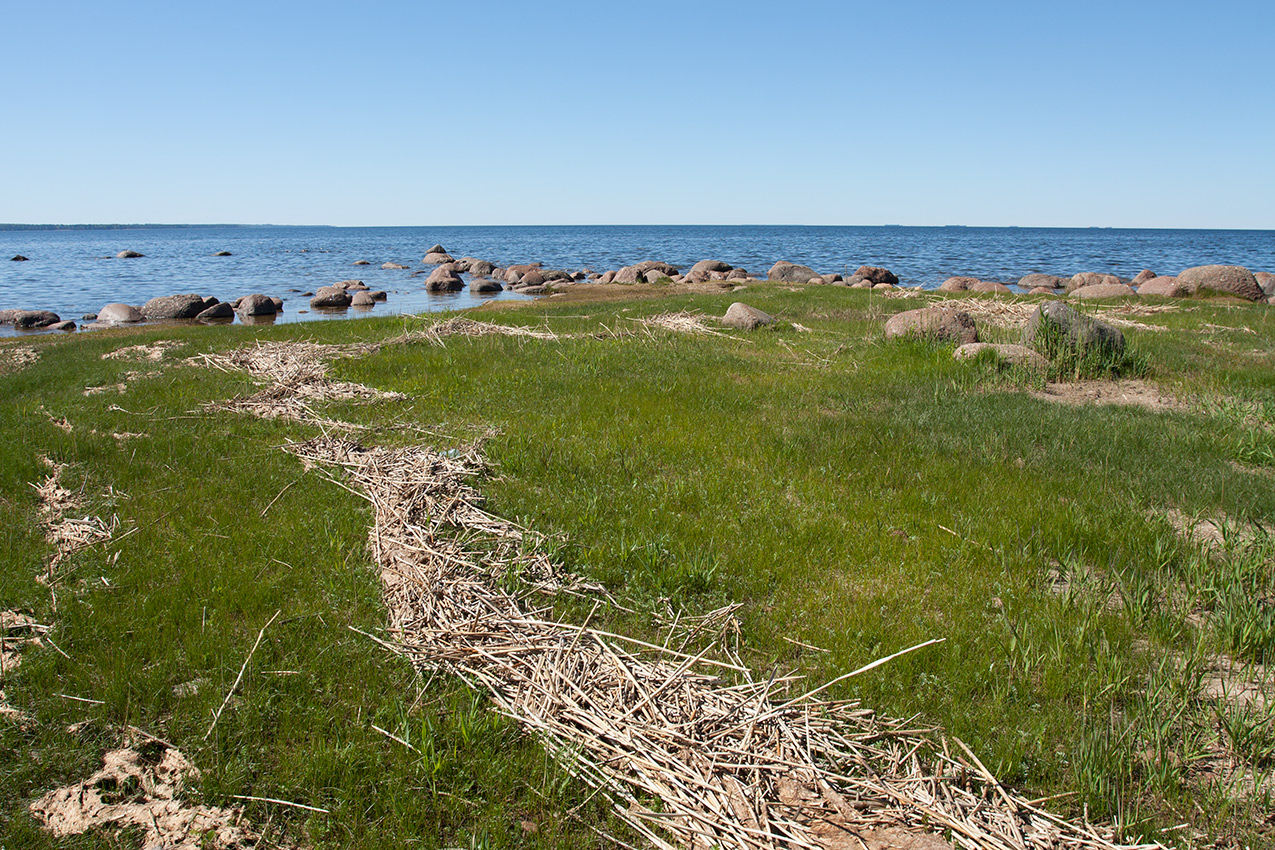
<box><xmin>2</xmin><ymin>287</ymin><xmax>1274</xmax><ymax>848</ymax></box>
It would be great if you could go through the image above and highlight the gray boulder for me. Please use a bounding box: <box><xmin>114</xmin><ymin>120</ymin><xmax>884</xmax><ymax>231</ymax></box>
<box><xmin>13</xmin><ymin>310</ymin><xmax>61</xmax><ymax>329</ymax></box>
<box><xmin>381</xmin><ymin>262</ymin><xmax>409</xmax><ymax>270</ymax></box>
<box><xmin>351</xmin><ymin>290</ymin><xmax>377</xmax><ymax>306</ymax></box>
<box><xmin>310</xmin><ymin>286</ymin><xmax>353</xmax><ymax>308</ymax></box>
<box><xmin>49</xmin><ymin>321</ymin><xmax>77</xmax><ymax>332</ymax></box>
<box><xmin>141</xmin><ymin>294</ymin><xmax>205</xmax><ymax>319</ymax></box>
<box><xmin>0</xmin><ymin>309</ymin><xmax>22</xmax><ymax>323</ymax></box>
<box><xmin>470</xmin><ymin>278</ymin><xmax>503</xmax><ymax>293</ymax></box>
<box><xmin>236</xmin><ymin>294</ymin><xmax>278</xmax><ymax>316</ymax></box>
<box><xmin>196</xmin><ymin>302</ymin><xmax>235</xmax><ymax>320</ymax></box>
<box><xmin>423</xmin><ymin>251</ymin><xmax>454</xmax><ymax>265</ymax></box>
<box><xmin>615</xmin><ymin>261</ymin><xmax>678</xmax><ymax>283</ymax></box>
<box><xmin>884</xmin><ymin>306</ymin><xmax>978</xmax><ymax>344</ymax></box>
<box><xmin>722</xmin><ymin>302</ymin><xmax>775</xmax><ymax>330</ymax></box>
<box><xmin>426</xmin><ymin>243</ymin><xmax>446</xmax><ymax>254</ymax></box>
<box><xmin>96</xmin><ymin>303</ymin><xmax>144</xmax><ymax>324</ymax></box>
<box><xmin>1175</xmin><ymin>264</ymin><xmax>1264</xmax><ymax>301</ymax></box>
<box><xmin>116</xmin><ymin>250</ymin><xmax>144</xmax><ymax>259</ymax></box>
<box><xmin>1018</xmin><ymin>273</ymin><xmax>1065</xmax><ymax>290</ymax></box>
<box><xmin>1026</xmin><ymin>301</ymin><xmax>1124</xmax><ymax>356</ymax></box>
<box><xmin>767</xmin><ymin>261</ymin><xmax>818</xmax><ymax>282</ymax></box>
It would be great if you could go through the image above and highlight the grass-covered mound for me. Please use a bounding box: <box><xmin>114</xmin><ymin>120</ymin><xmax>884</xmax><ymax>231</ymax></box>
<box><xmin>2</xmin><ymin>285</ymin><xmax>1273</xmax><ymax>848</ymax></box>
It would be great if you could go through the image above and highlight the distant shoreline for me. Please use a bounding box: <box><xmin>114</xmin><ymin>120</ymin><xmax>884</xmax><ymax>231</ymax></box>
<box><xmin>0</xmin><ymin>223</ymin><xmax>311</xmax><ymax>232</ymax></box>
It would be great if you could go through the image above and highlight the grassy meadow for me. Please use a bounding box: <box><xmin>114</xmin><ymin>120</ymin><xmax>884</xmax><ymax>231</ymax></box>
<box><xmin>2</xmin><ymin>284</ymin><xmax>1274</xmax><ymax>848</ymax></box>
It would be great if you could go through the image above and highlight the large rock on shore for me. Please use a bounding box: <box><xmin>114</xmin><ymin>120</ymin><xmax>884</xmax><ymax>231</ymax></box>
<box><xmin>1066</xmin><ymin>272</ymin><xmax>1121</xmax><ymax>294</ymax></box>
<box><xmin>310</xmin><ymin>286</ymin><xmax>353</xmax><ymax>308</ymax></box>
<box><xmin>1137</xmin><ymin>276</ymin><xmax>1184</xmax><ymax>297</ymax></box>
<box><xmin>969</xmin><ymin>280</ymin><xmax>1012</xmax><ymax>294</ymax></box>
<box><xmin>722</xmin><ymin>303</ymin><xmax>774</xmax><ymax>330</ymax></box>
<box><xmin>1255</xmin><ymin>272</ymin><xmax>1275</xmax><ymax>298</ymax></box>
<box><xmin>1175</xmin><ymin>264</ymin><xmax>1264</xmax><ymax>301</ymax></box>
<box><xmin>96</xmin><ymin>303</ymin><xmax>144</xmax><ymax>324</ymax></box>
<box><xmin>1072</xmin><ymin>282</ymin><xmax>1137</xmax><ymax>299</ymax></box>
<box><xmin>884</xmin><ymin>306</ymin><xmax>978</xmax><ymax>344</ymax></box>
<box><xmin>939</xmin><ymin>276</ymin><xmax>979</xmax><ymax>292</ymax></box>
<box><xmin>236</xmin><ymin>294</ymin><xmax>278</xmax><ymax>316</ymax></box>
<box><xmin>141</xmin><ymin>294</ymin><xmax>206</xmax><ymax>319</ymax></box>
<box><xmin>691</xmin><ymin>259</ymin><xmax>733</xmax><ymax>275</ymax></box>
<box><xmin>855</xmin><ymin>265</ymin><xmax>899</xmax><ymax>285</ymax></box>
<box><xmin>768</xmin><ymin>261</ymin><xmax>819</xmax><ymax>282</ymax></box>
<box><xmin>1018</xmin><ymin>273</ymin><xmax>1065</xmax><ymax>290</ymax></box>
<box><xmin>1026</xmin><ymin>301</ymin><xmax>1123</xmax><ymax>356</ymax></box>
<box><xmin>1131</xmin><ymin>269</ymin><xmax>1157</xmax><ymax>285</ymax></box>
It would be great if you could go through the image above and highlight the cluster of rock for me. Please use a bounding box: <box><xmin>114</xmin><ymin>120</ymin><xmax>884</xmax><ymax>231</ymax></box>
<box><xmin>82</xmin><ymin>293</ymin><xmax>290</xmax><ymax>328</ymax></box>
<box><xmin>309</xmin><ymin>280</ymin><xmax>388</xmax><ymax>309</ymax></box>
<box><xmin>0</xmin><ymin>309</ymin><xmax>76</xmax><ymax>331</ymax></box>
<box><xmin>884</xmin><ymin>300</ymin><xmax>1126</xmax><ymax>370</ymax></box>
<box><xmin>935</xmin><ymin>264</ymin><xmax>1273</xmax><ymax>304</ymax></box>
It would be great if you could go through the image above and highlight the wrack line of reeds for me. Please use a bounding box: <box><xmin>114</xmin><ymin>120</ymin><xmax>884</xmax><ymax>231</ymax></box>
<box><xmin>285</xmin><ymin>435</ymin><xmax>1162</xmax><ymax>850</ymax></box>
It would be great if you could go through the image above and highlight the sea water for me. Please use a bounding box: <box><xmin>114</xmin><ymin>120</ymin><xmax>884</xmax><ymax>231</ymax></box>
<box><xmin>2</xmin><ymin>224</ymin><xmax>1272</xmax><ymax>335</ymax></box>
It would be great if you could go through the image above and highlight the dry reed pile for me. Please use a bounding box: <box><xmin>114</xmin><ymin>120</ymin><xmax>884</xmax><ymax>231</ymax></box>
<box><xmin>286</xmin><ymin>435</ymin><xmax>1162</xmax><ymax>850</ymax></box>
<box><xmin>193</xmin><ymin>342</ymin><xmax>403</xmax><ymax>424</ymax></box>
<box><xmin>0</xmin><ymin>345</ymin><xmax>40</xmax><ymax>375</ymax></box>
<box><xmin>633</xmin><ymin>312</ymin><xmax>729</xmax><ymax>337</ymax></box>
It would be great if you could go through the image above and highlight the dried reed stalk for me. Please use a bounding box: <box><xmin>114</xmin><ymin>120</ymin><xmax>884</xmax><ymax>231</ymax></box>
<box><xmin>287</xmin><ymin>436</ymin><xmax>1163</xmax><ymax>850</ymax></box>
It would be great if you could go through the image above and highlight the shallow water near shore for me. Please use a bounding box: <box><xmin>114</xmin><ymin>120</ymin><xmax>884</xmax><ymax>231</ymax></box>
<box><xmin>2</xmin><ymin>224</ymin><xmax>1272</xmax><ymax>335</ymax></box>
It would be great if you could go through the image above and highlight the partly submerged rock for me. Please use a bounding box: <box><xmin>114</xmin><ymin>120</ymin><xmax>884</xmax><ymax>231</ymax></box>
<box><xmin>10</xmin><ymin>254</ymin><xmax>29</xmax><ymax>262</ymax></box>
<box><xmin>141</xmin><ymin>294</ymin><xmax>205</xmax><ymax>320</ymax></box>
<box><xmin>196</xmin><ymin>302</ymin><xmax>234</xmax><ymax>320</ymax></box>
<box><xmin>96</xmin><ymin>303</ymin><xmax>144</xmax><ymax>324</ymax></box>
<box><xmin>424</xmin><ymin>265</ymin><xmax>464</xmax><ymax>292</ymax></box>
<box><xmin>722</xmin><ymin>302</ymin><xmax>775</xmax><ymax>330</ymax></box>
<box><xmin>1018</xmin><ymin>273</ymin><xmax>1065</xmax><ymax>290</ymax></box>
<box><xmin>235</xmin><ymin>294</ymin><xmax>278</xmax><ymax>316</ymax></box>
<box><xmin>115</xmin><ymin>250</ymin><xmax>144</xmax><ymax>259</ymax></box>
<box><xmin>884</xmin><ymin>306</ymin><xmax>978</xmax><ymax>344</ymax></box>
<box><xmin>310</xmin><ymin>286</ymin><xmax>353</xmax><ymax>308</ymax></box>
<box><xmin>14</xmin><ymin>310</ymin><xmax>62</xmax><ymax>329</ymax></box>
<box><xmin>470</xmin><ymin>277</ymin><xmax>503</xmax><ymax>293</ymax></box>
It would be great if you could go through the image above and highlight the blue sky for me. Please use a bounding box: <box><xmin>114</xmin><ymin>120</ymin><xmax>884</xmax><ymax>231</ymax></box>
<box><xmin>5</xmin><ymin>0</ymin><xmax>1272</xmax><ymax>228</ymax></box>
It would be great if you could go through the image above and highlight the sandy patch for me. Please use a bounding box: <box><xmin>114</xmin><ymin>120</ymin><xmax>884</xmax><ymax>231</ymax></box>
<box><xmin>1031</xmin><ymin>379</ymin><xmax>1185</xmax><ymax>412</ymax></box>
<box><xmin>29</xmin><ymin>731</ymin><xmax>267</xmax><ymax>849</ymax></box>
<box><xmin>101</xmin><ymin>340</ymin><xmax>186</xmax><ymax>361</ymax></box>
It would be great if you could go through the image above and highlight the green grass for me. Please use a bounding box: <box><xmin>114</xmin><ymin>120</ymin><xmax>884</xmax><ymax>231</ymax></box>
<box><xmin>3</xmin><ymin>287</ymin><xmax>1275</xmax><ymax>847</ymax></box>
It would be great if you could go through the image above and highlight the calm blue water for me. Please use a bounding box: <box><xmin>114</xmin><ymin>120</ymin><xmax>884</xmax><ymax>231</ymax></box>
<box><xmin>2</xmin><ymin>225</ymin><xmax>1272</xmax><ymax>335</ymax></box>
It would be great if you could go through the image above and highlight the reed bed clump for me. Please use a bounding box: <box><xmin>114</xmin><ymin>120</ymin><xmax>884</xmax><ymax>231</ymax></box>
<box><xmin>285</xmin><ymin>434</ymin><xmax>1162</xmax><ymax>850</ymax></box>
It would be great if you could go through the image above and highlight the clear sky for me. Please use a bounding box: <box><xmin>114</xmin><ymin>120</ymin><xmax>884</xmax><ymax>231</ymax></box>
<box><xmin>5</xmin><ymin>0</ymin><xmax>1272</xmax><ymax>228</ymax></box>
